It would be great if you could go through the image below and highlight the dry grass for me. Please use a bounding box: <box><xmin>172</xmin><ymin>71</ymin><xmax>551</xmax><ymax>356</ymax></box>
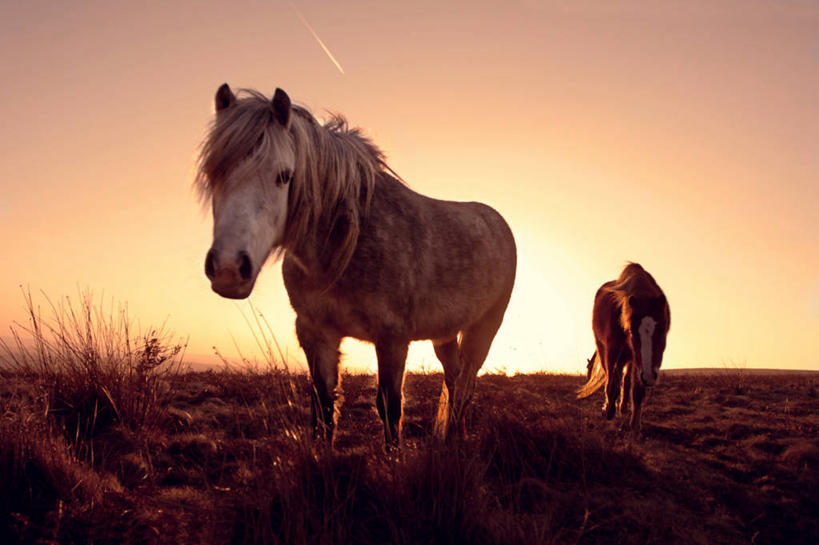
<box><xmin>1</xmin><ymin>289</ymin><xmax>186</xmax><ymax>439</ymax></box>
<box><xmin>1</xmin><ymin>293</ymin><xmax>817</xmax><ymax>544</ymax></box>
<box><xmin>2</xmin><ymin>368</ymin><xmax>817</xmax><ymax>544</ymax></box>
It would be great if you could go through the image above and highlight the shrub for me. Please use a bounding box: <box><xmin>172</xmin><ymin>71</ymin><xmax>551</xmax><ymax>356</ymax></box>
<box><xmin>0</xmin><ymin>289</ymin><xmax>187</xmax><ymax>452</ymax></box>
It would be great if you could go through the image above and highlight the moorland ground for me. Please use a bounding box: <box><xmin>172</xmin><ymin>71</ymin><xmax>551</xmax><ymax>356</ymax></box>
<box><xmin>1</xmin><ymin>364</ymin><xmax>817</xmax><ymax>545</ymax></box>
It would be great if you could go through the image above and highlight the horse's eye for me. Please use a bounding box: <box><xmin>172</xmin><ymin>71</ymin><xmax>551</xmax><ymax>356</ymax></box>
<box><xmin>276</xmin><ymin>169</ymin><xmax>292</xmax><ymax>186</ymax></box>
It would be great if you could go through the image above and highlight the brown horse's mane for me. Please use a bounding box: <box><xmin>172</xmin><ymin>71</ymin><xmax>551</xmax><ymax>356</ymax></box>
<box><xmin>195</xmin><ymin>88</ymin><xmax>397</xmax><ymax>281</ymax></box>
<box><xmin>603</xmin><ymin>262</ymin><xmax>668</xmax><ymax>332</ymax></box>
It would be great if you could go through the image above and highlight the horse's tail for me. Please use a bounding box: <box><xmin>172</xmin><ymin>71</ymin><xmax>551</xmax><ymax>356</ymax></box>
<box><xmin>577</xmin><ymin>350</ymin><xmax>606</xmax><ymax>399</ymax></box>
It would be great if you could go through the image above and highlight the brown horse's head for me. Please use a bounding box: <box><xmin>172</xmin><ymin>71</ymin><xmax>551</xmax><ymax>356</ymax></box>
<box><xmin>625</xmin><ymin>295</ymin><xmax>669</xmax><ymax>387</ymax></box>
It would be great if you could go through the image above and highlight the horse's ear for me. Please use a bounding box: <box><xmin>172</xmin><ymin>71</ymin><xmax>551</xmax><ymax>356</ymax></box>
<box><xmin>627</xmin><ymin>295</ymin><xmax>637</xmax><ymax>309</ymax></box>
<box><xmin>272</xmin><ymin>88</ymin><xmax>291</xmax><ymax>128</ymax></box>
<box><xmin>215</xmin><ymin>83</ymin><xmax>236</xmax><ymax>112</ymax></box>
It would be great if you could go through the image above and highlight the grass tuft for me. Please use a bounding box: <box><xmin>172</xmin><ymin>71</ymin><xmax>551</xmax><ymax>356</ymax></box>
<box><xmin>1</xmin><ymin>289</ymin><xmax>187</xmax><ymax>451</ymax></box>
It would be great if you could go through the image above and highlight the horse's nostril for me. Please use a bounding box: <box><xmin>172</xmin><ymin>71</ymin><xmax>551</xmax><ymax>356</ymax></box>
<box><xmin>238</xmin><ymin>251</ymin><xmax>252</xmax><ymax>281</ymax></box>
<box><xmin>205</xmin><ymin>249</ymin><xmax>217</xmax><ymax>279</ymax></box>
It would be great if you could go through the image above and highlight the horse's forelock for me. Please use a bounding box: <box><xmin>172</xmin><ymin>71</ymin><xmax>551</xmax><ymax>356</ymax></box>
<box><xmin>195</xmin><ymin>90</ymin><xmax>279</xmax><ymax>202</ymax></box>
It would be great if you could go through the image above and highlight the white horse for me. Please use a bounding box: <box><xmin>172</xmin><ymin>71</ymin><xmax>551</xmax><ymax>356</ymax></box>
<box><xmin>196</xmin><ymin>84</ymin><xmax>517</xmax><ymax>448</ymax></box>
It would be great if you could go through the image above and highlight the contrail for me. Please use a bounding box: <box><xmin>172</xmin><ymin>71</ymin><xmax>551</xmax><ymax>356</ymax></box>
<box><xmin>288</xmin><ymin>1</ymin><xmax>345</xmax><ymax>75</ymax></box>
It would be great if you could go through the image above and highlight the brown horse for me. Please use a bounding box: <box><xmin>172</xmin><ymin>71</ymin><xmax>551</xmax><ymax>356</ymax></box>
<box><xmin>195</xmin><ymin>85</ymin><xmax>517</xmax><ymax>449</ymax></box>
<box><xmin>577</xmin><ymin>263</ymin><xmax>670</xmax><ymax>433</ymax></box>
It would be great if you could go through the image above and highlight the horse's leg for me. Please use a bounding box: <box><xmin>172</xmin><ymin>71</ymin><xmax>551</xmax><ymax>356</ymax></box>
<box><xmin>455</xmin><ymin>300</ymin><xmax>507</xmax><ymax>436</ymax></box>
<box><xmin>432</xmin><ymin>336</ymin><xmax>459</xmax><ymax>439</ymax></box>
<box><xmin>593</xmin><ymin>339</ymin><xmax>608</xmax><ymax>416</ymax></box>
<box><xmin>296</xmin><ymin>317</ymin><xmax>342</xmax><ymax>444</ymax></box>
<box><xmin>619</xmin><ymin>361</ymin><xmax>632</xmax><ymax>416</ymax></box>
<box><xmin>630</xmin><ymin>377</ymin><xmax>647</xmax><ymax>434</ymax></box>
<box><xmin>375</xmin><ymin>339</ymin><xmax>409</xmax><ymax>450</ymax></box>
<box><xmin>602</xmin><ymin>345</ymin><xmax>623</xmax><ymax>420</ymax></box>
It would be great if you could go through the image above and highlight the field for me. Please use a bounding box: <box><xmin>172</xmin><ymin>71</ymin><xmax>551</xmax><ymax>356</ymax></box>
<box><xmin>2</xmin><ymin>361</ymin><xmax>817</xmax><ymax>544</ymax></box>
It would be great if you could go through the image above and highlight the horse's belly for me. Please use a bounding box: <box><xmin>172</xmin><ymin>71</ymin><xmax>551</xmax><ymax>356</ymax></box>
<box><xmin>405</xmin><ymin>297</ymin><xmax>488</xmax><ymax>341</ymax></box>
<box><xmin>297</xmin><ymin>299</ymin><xmax>378</xmax><ymax>342</ymax></box>
<box><xmin>286</xmin><ymin>264</ymin><xmax>510</xmax><ymax>343</ymax></box>
<box><xmin>293</xmin><ymin>294</ymin><xmax>463</xmax><ymax>344</ymax></box>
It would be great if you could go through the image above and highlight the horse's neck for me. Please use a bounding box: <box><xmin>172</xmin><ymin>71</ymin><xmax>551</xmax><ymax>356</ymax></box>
<box><xmin>284</xmin><ymin>229</ymin><xmax>328</xmax><ymax>277</ymax></box>
<box><xmin>283</xmin><ymin>192</ymin><xmax>357</xmax><ymax>280</ymax></box>
<box><xmin>283</xmin><ymin>172</ymin><xmax>399</xmax><ymax>280</ymax></box>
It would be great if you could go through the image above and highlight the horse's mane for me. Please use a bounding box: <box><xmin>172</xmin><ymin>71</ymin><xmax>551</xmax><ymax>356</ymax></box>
<box><xmin>604</xmin><ymin>262</ymin><xmax>668</xmax><ymax>331</ymax></box>
<box><xmin>195</xmin><ymin>89</ymin><xmax>394</xmax><ymax>282</ymax></box>
<box><xmin>606</xmin><ymin>263</ymin><xmax>660</xmax><ymax>298</ymax></box>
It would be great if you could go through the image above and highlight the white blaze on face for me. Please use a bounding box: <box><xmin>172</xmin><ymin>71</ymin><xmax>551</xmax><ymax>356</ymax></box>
<box><xmin>638</xmin><ymin>316</ymin><xmax>657</xmax><ymax>384</ymax></box>
<box><xmin>211</xmin><ymin>134</ymin><xmax>294</xmax><ymax>272</ymax></box>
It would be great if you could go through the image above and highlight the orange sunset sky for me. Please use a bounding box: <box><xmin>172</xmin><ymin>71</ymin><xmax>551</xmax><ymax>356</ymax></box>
<box><xmin>1</xmin><ymin>1</ymin><xmax>817</xmax><ymax>373</ymax></box>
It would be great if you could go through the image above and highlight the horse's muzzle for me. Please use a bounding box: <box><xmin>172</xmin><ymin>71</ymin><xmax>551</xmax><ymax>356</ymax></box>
<box><xmin>210</xmin><ymin>276</ymin><xmax>253</xmax><ymax>299</ymax></box>
<box><xmin>205</xmin><ymin>248</ymin><xmax>255</xmax><ymax>299</ymax></box>
<box><xmin>641</xmin><ymin>372</ymin><xmax>659</xmax><ymax>387</ymax></box>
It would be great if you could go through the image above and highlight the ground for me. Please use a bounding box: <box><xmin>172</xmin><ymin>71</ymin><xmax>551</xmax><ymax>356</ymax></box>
<box><xmin>2</xmin><ymin>368</ymin><xmax>817</xmax><ymax>544</ymax></box>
